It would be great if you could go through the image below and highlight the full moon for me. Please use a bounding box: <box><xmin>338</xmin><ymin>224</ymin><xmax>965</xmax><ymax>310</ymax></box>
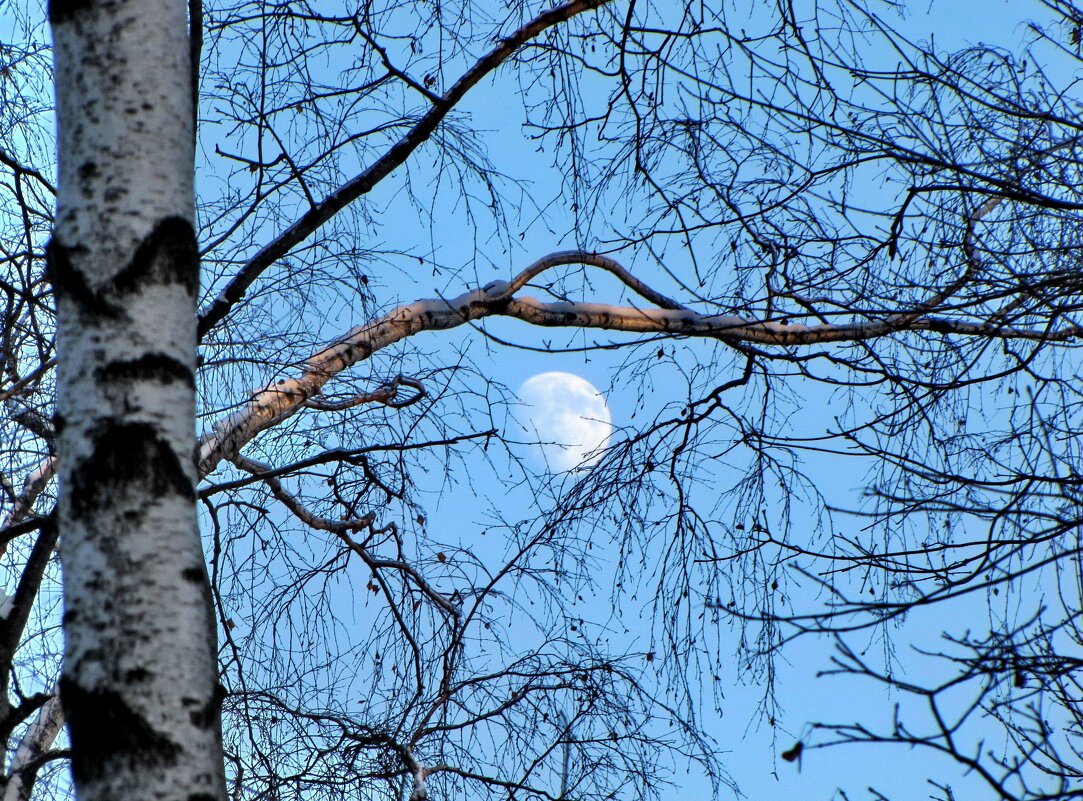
<box><xmin>517</xmin><ymin>372</ymin><xmax>612</xmax><ymax>472</ymax></box>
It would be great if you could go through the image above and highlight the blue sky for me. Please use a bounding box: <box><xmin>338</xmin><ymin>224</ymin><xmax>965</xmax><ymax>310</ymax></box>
<box><xmin>196</xmin><ymin>0</ymin><xmax>1077</xmax><ymax>796</ymax></box>
<box><xmin>2</xmin><ymin>0</ymin><xmax>1079</xmax><ymax>798</ymax></box>
<box><xmin>376</xmin><ymin>2</ymin><xmax>1077</xmax><ymax>798</ymax></box>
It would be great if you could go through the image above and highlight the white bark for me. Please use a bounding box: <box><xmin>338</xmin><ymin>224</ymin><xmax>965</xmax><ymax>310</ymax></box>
<box><xmin>2</xmin><ymin>693</ymin><xmax>62</xmax><ymax>801</ymax></box>
<box><xmin>50</xmin><ymin>1</ymin><xmax>226</xmax><ymax>799</ymax></box>
<box><xmin>0</xmin><ymin>457</ymin><xmax>54</xmax><ymax>537</ymax></box>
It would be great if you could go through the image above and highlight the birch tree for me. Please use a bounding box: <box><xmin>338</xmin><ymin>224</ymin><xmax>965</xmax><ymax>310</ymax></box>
<box><xmin>1</xmin><ymin>1</ymin><xmax>1083</xmax><ymax>800</ymax></box>
<box><xmin>48</xmin><ymin>1</ymin><xmax>226</xmax><ymax>800</ymax></box>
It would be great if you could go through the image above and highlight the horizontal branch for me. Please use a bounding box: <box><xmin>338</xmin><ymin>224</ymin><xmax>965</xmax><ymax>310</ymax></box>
<box><xmin>198</xmin><ymin>250</ymin><xmax>1080</xmax><ymax>476</ymax></box>
<box><xmin>502</xmin><ymin>298</ymin><xmax>1081</xmax><ymax>344</ymax></box>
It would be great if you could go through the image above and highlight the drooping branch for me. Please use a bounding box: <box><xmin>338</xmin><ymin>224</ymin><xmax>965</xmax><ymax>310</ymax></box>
<box><xmin>230</xmin><ymin>454</ymin><xmax>460</xmax><ymax>617</ymax></box>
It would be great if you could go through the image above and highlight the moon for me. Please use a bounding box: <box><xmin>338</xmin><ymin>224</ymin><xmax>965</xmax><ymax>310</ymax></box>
<box><xmin>516</xmin><ymin>372</ymin><xmax>612</xmax><ymax>472</ymax></box>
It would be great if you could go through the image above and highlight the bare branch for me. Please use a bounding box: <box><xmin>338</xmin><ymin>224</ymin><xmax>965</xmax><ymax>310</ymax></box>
<box><xmin>196</xmin><ymin>0</ymin><xmax>611</xmax><ymax>339</ymax></box>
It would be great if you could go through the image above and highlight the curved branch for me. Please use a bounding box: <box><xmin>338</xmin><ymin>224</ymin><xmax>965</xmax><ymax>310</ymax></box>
<box><xmin>303</xmin><ymin>374</ymin><xmax>425</xmax><ymax>412</ymax></box>
<box><xmin>499</xmin><ymin>250</ymin><xmax>687</xmax><ymax>311</ymax></box>
<box><xmin>198</xmin><ymin>251</ymin><xmax>1081</xmax><ymax>477</ymax></box>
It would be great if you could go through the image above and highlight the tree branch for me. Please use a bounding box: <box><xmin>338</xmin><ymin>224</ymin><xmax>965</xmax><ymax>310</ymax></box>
<box><xmin>199</xmin><ymin>251</ymin><xmax>1082</xmax><ymax>476</ymax></box>
<box><xmin>195</xmin><ymin>0</ymin><xmax>610</xmax><ymax>339</ymax></box>
<box><xmin>2</xmin><ymin>692</ymin><xmax>63</xmax><ymax>801</ymax></box>
<box><xmin>230</xmin><ymin>454</ymin><xmax>460</xmax><ymax>617</ymax></box>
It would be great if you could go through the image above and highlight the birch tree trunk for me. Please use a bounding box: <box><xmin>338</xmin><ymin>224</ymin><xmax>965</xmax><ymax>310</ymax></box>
<box><xmin>49</xmin><ymin>1</ymin><xmax>226</xmax><ymax>799</ymax></box>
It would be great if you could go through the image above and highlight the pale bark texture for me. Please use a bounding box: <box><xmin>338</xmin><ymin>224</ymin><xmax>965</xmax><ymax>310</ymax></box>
<box><xmin>49</xmin><ymin>1</ymin><xmax>226</xmax><ymax>800</ymax></box>
<box><xmin>2</xmin><ymin>693</ymin><xmax>62</xmax><ymax>801</ymax></box>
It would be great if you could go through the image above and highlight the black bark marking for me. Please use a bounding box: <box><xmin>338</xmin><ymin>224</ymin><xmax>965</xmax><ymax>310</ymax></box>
<box><xmin>181</xmin><ymin>566</ymin><xmax>205</xmax><ymax>584</ymax></box>
<box><xmin>45</xmin><ymin>239</ymin><xmax>116</xmax><ymax>316</ymax></box>
<box><xmin>111</xmin><ymin>216</ymin><xmax>199</xmax><ymax>297</ymax></box>
<box><xmin>60</xmin><ymin>677</ymin><xmax>180</xmax><ymax>784</ymax></box>
<box><xmin>97</xmin><ymin>354</ymin><xmax>195</xmax><ymax>389</ymax></box>
<box><xmin>45</xmin><ymin>217</ymin><xmax>198</xmax><ymax>315</ymax></box>
<box><xmin>69</xmin><ymin>422</ymin><xmax>194</xmax><ymax>517</ymax></box>
<box><xmin>124</xmin><ymin>668</ymin><xmax>150</xmax><ymax>683</ymax></box>
<box><xmin>188</xmin><ymin>795</ymin><xmax>218</xmax><ymax>801</ymax></box>
<box><xmin>188</xmin><ymin>683</ymin><xmax>226</xmax><ymax>730</ymax></box>
<box><xmin>47</xmin><ymin>0</ymin><xmax>94</xmax><ymax>23</ymax></box>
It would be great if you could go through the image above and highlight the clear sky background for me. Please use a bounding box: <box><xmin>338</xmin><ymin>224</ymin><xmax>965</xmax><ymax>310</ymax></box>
<box><xmin>362</xmin><ymin>2</ymin><xmax>1074</xmax><ymax>799</ymax></box>
<box><xmin>199</xmin><ymin>0</ymin><xmax>1072</xmax><ymax>797</ymax></box>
